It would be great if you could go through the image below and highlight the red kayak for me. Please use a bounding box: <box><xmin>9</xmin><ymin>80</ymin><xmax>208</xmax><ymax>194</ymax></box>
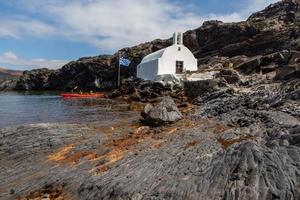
<box><xmin>60</xmin><ymin>93</ymin><xmax>105</xmax><ymax>98</ymax></box>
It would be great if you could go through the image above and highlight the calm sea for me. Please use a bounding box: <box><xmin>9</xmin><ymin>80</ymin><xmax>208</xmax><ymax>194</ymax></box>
<box><xmin>0</xmin><ymin>92</ymin><xmax>132</xmax><ymax>128</ymax></box>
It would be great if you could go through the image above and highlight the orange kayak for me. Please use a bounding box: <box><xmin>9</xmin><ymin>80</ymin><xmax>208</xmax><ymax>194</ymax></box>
<box><xmin>60</xmin><ymin>93</ymin><xmax>105</xmax><ymax>98</ymax></box>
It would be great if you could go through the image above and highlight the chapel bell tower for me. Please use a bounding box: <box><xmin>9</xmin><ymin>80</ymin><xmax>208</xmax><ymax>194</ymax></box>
<box><xmin>173</xmin><ymin>32</ymin><xmax>183</xmax><ymax>45</ymax></box>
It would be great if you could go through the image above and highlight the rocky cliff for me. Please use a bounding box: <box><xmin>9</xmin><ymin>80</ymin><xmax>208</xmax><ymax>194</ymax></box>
<box><xmin>13</xmin><ymin>0</ymin><xmax>299</xmax><ymax>91</ymax></box>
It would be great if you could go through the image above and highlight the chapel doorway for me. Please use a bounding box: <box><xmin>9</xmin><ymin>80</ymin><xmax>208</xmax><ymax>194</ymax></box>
<box><xmin>176</xmin><ymin>61</ymin><xmax>184</xmax><ymax>74</ymax></box>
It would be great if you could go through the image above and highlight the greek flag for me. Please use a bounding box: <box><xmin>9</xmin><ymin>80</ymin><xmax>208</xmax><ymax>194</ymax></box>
<box><xmin>119</xmin><ymin>57</ymin><xmax>131</xmax><ymax>67</ymax></box>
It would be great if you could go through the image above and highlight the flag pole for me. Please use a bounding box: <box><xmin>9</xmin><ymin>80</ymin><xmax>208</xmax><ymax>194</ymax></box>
<box><xmin>118</xmin><ymin>51</ymin><xmax>121</xmax><ymax>86</ymax></box>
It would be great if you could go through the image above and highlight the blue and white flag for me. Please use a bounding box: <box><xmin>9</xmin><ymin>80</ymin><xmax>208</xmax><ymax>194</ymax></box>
<box><xmin>119</xmin><ymin>57</ymin><xmax>131</xmax><ymax>67</ymax></box>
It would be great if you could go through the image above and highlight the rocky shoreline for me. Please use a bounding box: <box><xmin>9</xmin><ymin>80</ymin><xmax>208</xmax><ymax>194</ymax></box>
<box><xmin>0</xmin><ymin>74</ymin><xmax>299</xmax><ymax>199</ymax></box>
<box><xmin>0</xmin><ymin>0</ymin><xmax>300</xmax><ymax>199</ymax></box>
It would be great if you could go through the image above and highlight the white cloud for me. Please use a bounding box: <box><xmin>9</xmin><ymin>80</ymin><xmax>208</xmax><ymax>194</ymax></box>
<box><xmin>0</xmin><ymin>51</ymin><xmax>68</xmax><ymax>70</ymax></box>
<box><xmin>3</xmin><ymin>51</ymin><xmax>18</xmax><ymax>61</ymax></box>
<box><xmin>47</xmin><ymin>0</ymin><xmax>254</xmax><ymax>50</ymax></box>
<box><xmin>0</xmin><ymin>17</ymin><xmax>56</xmax><ymax>39</ymax></box>
<box><xmin>44</xmin><ymin>0</ymin><xmax>205</xmax><ymax>50</ymax></box>
<box><xmin>0</xmin><ymin>0</ymin><xmax>280</xmax><ymax>53</ymax></box>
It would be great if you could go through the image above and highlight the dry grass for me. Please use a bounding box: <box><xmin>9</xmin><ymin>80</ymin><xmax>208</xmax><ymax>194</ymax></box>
<box><xmin>185</xmin><ymin>140</ymin><xmax>200</xmax><ymax>149</ymax></box>
<box><xmin>218</xmin><ymin>136</ymin><xmax>255</xmax><ymax>149</ymax></box>
<box><xmin>47</xmin><ymin>118</ymin><xmax>206</xmax><ymax>176</ymax></box>
<box><xmin>17</xmin><ymin>184</ymin><xmax>65</xmax><ymax>200</ymax></box>
<box><xmin>213</xmin><ymin>124</ymin><xmax>230</xmax><ymax>135</ymax></box>
<box><xmin>48</xmin><ymin>145</ymin><xmax>75</xmax><ymax>162</ymax></box>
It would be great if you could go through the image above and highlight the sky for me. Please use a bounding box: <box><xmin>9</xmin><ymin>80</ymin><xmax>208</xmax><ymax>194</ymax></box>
<box><xmin>0</xmin><ymin>0</ymin><xmax>279</xmax><ymax>70</ymax></box>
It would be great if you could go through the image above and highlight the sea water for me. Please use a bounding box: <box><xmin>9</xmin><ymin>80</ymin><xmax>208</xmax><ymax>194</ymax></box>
<box><xmin>0</xmin><ymin>92</ymin><xmax>125</xmax><ymax>128</ymax></box>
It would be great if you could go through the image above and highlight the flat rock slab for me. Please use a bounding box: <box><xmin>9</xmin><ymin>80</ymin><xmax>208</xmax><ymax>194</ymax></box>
<box><xmin>1</xmin><ymin>108</ymin><xmax>299</xmax><ymax>200</ymax></box>
<box><xmin>0</xmin><ymin>118</ymin><xmax>224</xmax><ymax>200</ymax></box>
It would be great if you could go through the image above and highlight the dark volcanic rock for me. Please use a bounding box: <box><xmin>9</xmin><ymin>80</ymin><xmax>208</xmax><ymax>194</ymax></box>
<box><xmin>0</xmin><ymin>79</ymin><xmax>17</xmax><ymax>91</ymax></box>
<box><xmin>234</xmin><ymin>51</ymin><xmax>292</xmax><ymax>74</ymax></box>
<box><xmin>74</xmin><ymin>114</ymin><xmax>300</xmax><ymax>200</ymax></box>
<box><xmin>3</xmin><ymin>104</ymin><xmax>299</xmax><ymax>200</ymax></box>
<box><xmin>15</xmin><ymin>68</ymin><xmax>54</xmax><ymax>90</ymax></box>
<box><xmin>273</xmin><ymin>51</ymin><xmax>300</xmax><ymax>80</ymax></box>
<box><xmin>234</xmin><ymin>56</ymin><xmax>263</xmax><ymax>74</ymax></box>
<box><xmin>194</xmin><ymin>88</ymin><xmax>235</xmax><ymax>104</ymax></box>
<box><xmin>15</xmin><ymin>56</ymin><xmax>119</xmax><ymax>91</ymax></box>
<box><xmin>109</xmin><ymin>77</ymin><xmax>183</xmax><ymax>102</ymax></box>
<box><xmin>184</xmin><ymin>79</ymin><xmax>218</xmax><ymax>98</ymax></box>
<box><xmin>141</xmin><ymin>96</ymin><xmax>183</xmax><ymax>126</ymax></box>
<box><xmin>232</xmin><ymin>50</ymin><xmax>300</xmax><ymax>77</ymax></box>
<box><xmin>248</xmin><ymin>0</ymin><xmax>298</xmax><ymax>24</ymax></box>
<box><xmin>212</xmin><ymin>139</ymin><xmax>300</xmax><ymax>200</ymax></box>
<box><xmin>193</xmin><ymin>78</ymin><xmax>300</xmax><ymax>119</ymax></box>
<box><xmin>195</xmin><ymin>22</ymin><xmax>259</xmax><ymax>58</ymax></box>
<box><xmin>216</xmin><ymin>69</ymin><xmax>241</xmax><ymax>84</ymax></box>
<box><xmin>275</xmin><ymin>65</ymin><xmax>300</xmax><ymax>80</ymax></box>
<box><xmin>50</xmin><ymin>55</ymin><xmax>118</xmax><ymax>91</ymax></box>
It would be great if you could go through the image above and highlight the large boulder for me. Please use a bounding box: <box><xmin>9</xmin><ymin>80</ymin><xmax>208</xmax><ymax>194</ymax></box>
<box><xmin>274</xmin><ymin>51</ymin><xmax>300</xmax><ymax>80</ymax></box>
<box><xmin>234</xmin><ymin>56</ymin><xmax>263</xmax><ymax>74</ymax></box>
<box><xmin>141</xmin><ymin>96</ymin><xmax>183</xmax><ymax>126</ymax></box>
<box><xmin>216</xmin><ymin>69</ymin><xmax>241</xmax><ymax>84</ymax></box>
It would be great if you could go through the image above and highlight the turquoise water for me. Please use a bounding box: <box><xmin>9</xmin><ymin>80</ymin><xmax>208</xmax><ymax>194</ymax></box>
<box><xmin>0</xmin><ymin>92</ymin><xmax>122</xmax><ymax>128</ymax></box>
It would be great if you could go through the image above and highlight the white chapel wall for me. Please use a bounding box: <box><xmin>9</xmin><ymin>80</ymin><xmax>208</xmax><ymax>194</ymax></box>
<box><xmin>137</xmin><ymin>59</ymin><xmax>159</xmax><ymax>80</ymax></box>
<box><xmin>158</xmin><ymin>45</ymin><xmax>197</xmax><ymax>75</ymax></box>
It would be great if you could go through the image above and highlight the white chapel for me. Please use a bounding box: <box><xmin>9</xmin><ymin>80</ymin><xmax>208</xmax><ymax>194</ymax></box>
<box><xmin>137</xmin><ymin>32</ymin><xmax>198</xmax><ymax>81</ymax></box>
